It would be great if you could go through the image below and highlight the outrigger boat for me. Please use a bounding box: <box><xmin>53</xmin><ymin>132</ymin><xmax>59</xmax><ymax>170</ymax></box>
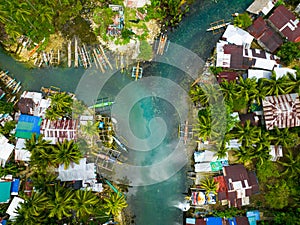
<box><xmin>0</xmin><ymin>93</ymin><xmax>5</xmax><ymax>99</ymax></box>
<box><xmin>206</xmin><ymin>22</ymin><xmax>230</xmax><ymax>32</ymax></box>
<box><xmin>12</xmin><ymin>81</ymin><xmax>21</xmax><ymax>94</ymax></box>
<box><xmin>5</xmin><ymin>78</ymin><xmax>15</xmax><ymax>88</ymax></box>
<box><xmin>89</xmin><ymin>101</ymin><xmax>114</xmax><ymax>109</ymax></box>
<box><xmin>131</xmin><ymin>62</ymin><xmax>143</xmax><ymax>81</ymax></box>
<box><xmin>112</xmin><ymin>136</ymin><xmax>128</xmax><ymax>152</ymax></box>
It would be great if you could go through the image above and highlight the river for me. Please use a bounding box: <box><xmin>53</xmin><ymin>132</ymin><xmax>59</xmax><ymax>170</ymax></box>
<box><xmin>0</xmin><ymin>0</ymin><xmax>252</xmax><ymax>224</ymax></box>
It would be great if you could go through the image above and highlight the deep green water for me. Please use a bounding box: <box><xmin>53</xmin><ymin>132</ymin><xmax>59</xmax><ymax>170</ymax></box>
<box><xmin>0</xmin><ymin>0</ymin><xmax>252</xmax><ymax>224</ymax></box>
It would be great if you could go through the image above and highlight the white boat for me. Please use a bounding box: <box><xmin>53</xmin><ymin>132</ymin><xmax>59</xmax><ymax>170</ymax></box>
<box><xmin>207</xmin><ymin>22</ymin><xmax>230</xmax><ymax>31</ymax></box>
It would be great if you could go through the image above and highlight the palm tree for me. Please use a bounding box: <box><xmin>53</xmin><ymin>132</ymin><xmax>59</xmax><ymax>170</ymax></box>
<box><xmin>200</xmin><ymin>177</ymin><xmax>218</xmax><ymax>195</ymax></box>
<box><xmin>73</xmin><ymin>190</ymin><xmax>100</xmax><ymax>221</ymax></box>
<box><xmin>286</xmin><ymin>71</ymin><xmax>300</xmax><ymax>94</ymax></box>
<box><xmin>103</xmin><ymin>193</ymin><xmax>128</xmax><ymax>217</ymax></box>
<box><xmin>253</xmin><ymin>79</ymin><xmax>268</xmax><ymax>105</ymax></box>
<box><xmin>25</xmin><ymin>134</ymin><xmax>53</xmax><ymax>170</ymax></box>
<box><xmin>48</xmin><ymin>92</ymin><xmax>73</xmax><ymax>118</ymax></box>
<box><xmin>14</xmin><ymin>192</ymin><xmax>49</xmax><ymax>224</ymax></box>
<box><xmin>233</xmin><ymin>145</ymin><xmax>255</xmax><ymax>165</ymax></box>
<box><xmin>261</xmin><ymin>73</ymin><xmax>287</xmax><ymax>96</ymax></box>
<box><xmin>232</xmin><ymin>120</ymin><xmax>260</xmax><ymax>146</ymax></box>
<box><xmin>215</xmin><ymin>146</ymin><xmax>229</xmax><ymax>160</ymax></box>
<box><xmin>52</xmin><ymin>139</ymin><xmax>83</xmax><ymax>169</ymax></box>
<box><xmin>278</xmin><ymin>149</ymin><xmax>300</xmax><ymax>179</ymax></box>
<box><xmin>80</xmin><ymin>121</ymin><xmax>100</xmax><ymax>144</ymax></box>
<box><xmin>236</xmin><ymin>77</ymin><xmax>258</xmax><ymax>103</ymax></box>
<box><xmin>48</xmin><ymin>185</ymin><xmax>74</xmax><ymax>220</ymax></box>
<box><xmin>272</xmin><ymin>127</ymin><xmax>298</xmax><ymax>148</ymax></box>
<box><xmin>193</xmin><ymin>115</ymin><xmax>220</xmax><ymax>141</ymax></box>
<box><xmin>220</xmin><ymin>79</ymin><xmax>238</xmax><ymax>104</ymax></box>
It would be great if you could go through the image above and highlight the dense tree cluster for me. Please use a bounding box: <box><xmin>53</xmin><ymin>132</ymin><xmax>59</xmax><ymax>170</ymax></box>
<box><xmin>0</xmin><ymin>0</ymin><xmax>84</xmax><ymax>44</ymax></box>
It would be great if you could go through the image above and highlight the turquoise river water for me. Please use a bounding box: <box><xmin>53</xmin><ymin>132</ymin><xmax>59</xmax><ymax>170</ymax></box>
<box><xmin>0</xmin><ymin>0</ymin><xmax>252</xmax><ymax>224</ymax></box>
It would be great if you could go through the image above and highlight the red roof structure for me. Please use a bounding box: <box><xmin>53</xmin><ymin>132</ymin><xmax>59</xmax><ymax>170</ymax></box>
<box><xmin>217</xmin><ymin>72</ymin><xmax>239</xmax><ymax>83</ymax></box>
<box><xmin>248</xmin><ymin>17</ymin><xmax>283</xmax><ymax>53</ymax></box>
<box><xmin>214</xmin><ymin>165</ymin><xmax>259</xmax><ymax>208</ymax></box>
<box><xmin>269</xmin><ymin>5</ymin><xmax>300</xmax><ymax>42</ymax></box>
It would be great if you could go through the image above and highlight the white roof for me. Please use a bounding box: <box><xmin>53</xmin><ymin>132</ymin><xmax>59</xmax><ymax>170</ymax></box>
<box><xmin>274</xmin><ymin>67</ymin><xmax>296</xmax><ymax>79</ymax></box>
<box><xmin>194</xmin><ymin>163</ymin><xmax>212</xmax><ymax>172</ymax></box>
<box><xmin>194</xmin><ymin>150</ymin><xmax>217</xmax><ymax>163</ymax></box>
<box><xmin>248</xmin><ymin>69</ymin><xmax>272</xmax><ymax>80</ymax></box>
<box><xmin>57</xmin><ymin>158</ymin><xmax>96</xmax><ymax>181</ymax></box>
<box><xmin>0</xmin><ymin>135</ymin><xmax>14</xmax><ymax>167</ymax></box>
<box><xmin>6</xmin><ymin>196</ymin><xmax>24</xmax><ymax>219</ymax></box>
<box><xmin>15</xmin><ymin>150</ymin><xmax>31</xmax><ymax>161</ymax></box>
<box><xmin>15</xmin><ymin>138</ymin><xmax>26</xmax><ymax>150</ymax></box>
<box><xmin>216</xmin><ymin>41</ymin><xmax>231</xmax><ymax>68</ymax></box>
<box><xmin>247</xmin><ymin>0</ymin><xmax>275</xmax><ymax>15</ymax></box>
<box><xmin>223</xmin><ymin>25</ymin><xmax>254</xmax><ymax>46</ymax></box>
<box><xmin>253</xmin><ymin>58</ymin><xmax>277</xmax><ymax>70</ymax></box>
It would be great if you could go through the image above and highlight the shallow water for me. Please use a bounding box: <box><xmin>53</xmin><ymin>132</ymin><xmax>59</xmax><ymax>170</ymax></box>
<box><xmin>0</xmin><ymin>0</ymin><xmax>252</xmax><ymax>224</ymax></box>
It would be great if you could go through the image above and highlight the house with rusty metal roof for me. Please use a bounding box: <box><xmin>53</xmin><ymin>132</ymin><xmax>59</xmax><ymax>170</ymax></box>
<box><xmin>214</xmin><ymin>164</ymin><xmax>259</xmax><ymax>208</ymax></box>
<box><xmin>216</xmin><ymin>41</ymin><xmax>279</xmax><ymax>70</ymax></box>
<box><xmin>247</xmin><ymin>17</ymin><xmax>283</xmax><ymax>53</ymax></box>
<box><xmin>262</xmin><ymin>93</ymin><xmax>300</xmax><ymax>130</ymax></box>
<box><xmin>40</xmin><ymin>118</ymin><xmax>78</xmax><ymax>144</ymax></box>
<box><xmin>268</xmin><ymin>5</ymin><xmax>300</xmax><ymax>42</ymax></box>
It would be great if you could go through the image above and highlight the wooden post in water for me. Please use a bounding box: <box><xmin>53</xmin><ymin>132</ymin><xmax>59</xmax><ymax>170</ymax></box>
<box><xmin>74</xmin><ymin>37</ymin><xmax>78</xmax><ymax>68</ymax></box>
<box><xmin>68</xmin><ymin>41</ymin><xmax>71</xmax><ymax>67</ymax></box>
<box><xmin>58</xmin><ymin>49</ymin><xmax>60</xmax><ymax>65</ymax></box>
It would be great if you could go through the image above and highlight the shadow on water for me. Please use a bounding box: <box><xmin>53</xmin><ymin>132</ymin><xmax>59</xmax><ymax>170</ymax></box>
<box><xmin>0</xmin><ymin>0</ymin><xmax>252</xmax><ymax>224</ymax></box>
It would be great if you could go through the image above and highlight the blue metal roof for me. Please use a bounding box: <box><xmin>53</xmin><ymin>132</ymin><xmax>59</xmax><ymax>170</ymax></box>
<box><xmin>206</xmin><ymin>217</ymin><xmax>222</xmax><ymax>225</ymax></box>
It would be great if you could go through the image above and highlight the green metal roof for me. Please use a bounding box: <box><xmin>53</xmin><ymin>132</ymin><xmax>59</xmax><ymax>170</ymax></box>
<box><xmin>0</xmin><ymin>181</ymin><xmax>12</xmax><ymax>203</ymax></box>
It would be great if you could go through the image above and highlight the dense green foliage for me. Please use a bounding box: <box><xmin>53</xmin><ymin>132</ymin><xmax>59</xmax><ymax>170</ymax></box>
<box><xmin>7</xmin><ymin>134</ymin><xmax>128</xmax><ymax>224</ymax></box>
<box><xmin>190</xmin><ymin>71</ymin><xmax>300</xmax><ymax>222</ymax></box>
<box><xmin>46</xmin><ymin>92</ymin><xmax>73</xmax><ymax>120</ymax></box>
<box><xmin>277</xmin><ymin>42</ymin><xmax>300</xmax><ymax>66</ymax></box>
<box><xmin>233</xmin><ymin>13</ymin><xmax>252</xmax><ymax>29</ymax></box>
<box><xmin>0</xmin><ymin>0</ymin><xmax>84</xmax><ymax>44</ymax></box>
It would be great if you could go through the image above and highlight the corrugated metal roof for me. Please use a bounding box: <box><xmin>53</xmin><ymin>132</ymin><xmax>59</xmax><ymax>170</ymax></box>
<box><xmin>262</xmin><ymin>93</ymin><xmax>300</xmax><ymax>130</ymax></box>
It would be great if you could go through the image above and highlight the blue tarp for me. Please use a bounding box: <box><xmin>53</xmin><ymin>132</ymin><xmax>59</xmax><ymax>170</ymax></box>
<box><xmin>11</xmin><ymin>178</ymin><xmax>20</xmax><ymax>195</ymax></box>
<box><xmin>206</xmin><ymin>217</ymin><xmax>222</xmax><ymax>225</ymax></box>
<box><xmin>228</xmin><ymin>218</ymin><xmax>237</xmax><ymax>225</ymax></box>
